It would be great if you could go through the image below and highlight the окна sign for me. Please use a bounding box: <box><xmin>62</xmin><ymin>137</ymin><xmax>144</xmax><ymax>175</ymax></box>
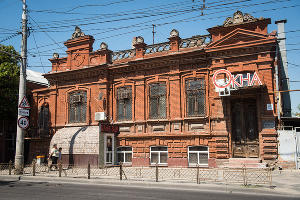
<box><xmin>212</xmin><ymin>69</ymin><xmax>262</xmax><ymax>89</ymax></box>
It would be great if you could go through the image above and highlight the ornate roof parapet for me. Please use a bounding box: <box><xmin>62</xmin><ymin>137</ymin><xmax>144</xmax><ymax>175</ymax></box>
<box><xmin>223</xmin><ymin>11</ymin><xmax>258</xmax><ymax>27</ymax></box>
<box><xmin>71</xmin><ymin>26</ymin><xmax>85</xmax><ymax>39</ymax></box>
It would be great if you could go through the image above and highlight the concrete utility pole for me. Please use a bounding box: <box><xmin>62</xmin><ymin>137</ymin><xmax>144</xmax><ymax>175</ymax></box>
<box><xmin>15</xmin><ymin>0</ymin><xmax>28</xmax><ymax>174</ymax></box>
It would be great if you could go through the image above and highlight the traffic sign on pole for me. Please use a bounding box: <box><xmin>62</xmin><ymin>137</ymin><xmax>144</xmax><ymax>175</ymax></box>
<box><xmin>18</xmin><ymin>108</ymin><xmax>30</xmax><ymax>116</ymax></box>
<box><xmin>18</xmin><ymin>96</ymin><xmax>30</xmax><ymax>109</ymax></box>
<box><xmin>18</xmin><ymin>117</ymin><xmax>29</xmax><ymax>129</ymax></box>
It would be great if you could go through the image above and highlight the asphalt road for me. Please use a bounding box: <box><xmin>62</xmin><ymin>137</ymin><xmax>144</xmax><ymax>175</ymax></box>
<box><xmin>0</xmin><ymin>180</ymin><xmax>298</xmax><ymax>200</ymax></box>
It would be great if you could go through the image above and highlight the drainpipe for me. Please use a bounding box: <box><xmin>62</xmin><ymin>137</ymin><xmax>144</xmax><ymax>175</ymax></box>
<box><xmin>275</xmin><ymin>20</ymin><xmax>291</xmax><ymax>117</ymax></box>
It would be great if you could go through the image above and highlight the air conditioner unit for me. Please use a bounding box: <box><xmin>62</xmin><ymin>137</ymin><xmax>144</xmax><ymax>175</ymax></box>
<box><xmin>73</xmin><ymin>95</ymin><xmax>82</xmax><ymax>103</ymax></box>
<box><xmin>95</xmin><ymin>112</ymin><xmax>107</xmax><ymax>121</ymax></box>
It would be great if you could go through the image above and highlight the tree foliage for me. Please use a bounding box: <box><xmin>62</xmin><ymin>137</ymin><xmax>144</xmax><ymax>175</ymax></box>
<box><xmin>0</xmin><ymin>44</ymin><xmax>20</xmax><ymax>120</ymax></box>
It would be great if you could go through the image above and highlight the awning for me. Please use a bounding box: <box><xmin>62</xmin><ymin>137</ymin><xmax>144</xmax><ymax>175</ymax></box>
<box><xmin>50</xmin><ymin>126</ymin><xmax>99</xmax><ymax>155</ymax></box>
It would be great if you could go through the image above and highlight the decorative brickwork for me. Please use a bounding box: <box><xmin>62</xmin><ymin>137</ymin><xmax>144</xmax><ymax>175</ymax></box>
<box><xmin>32</xmin><ymin>12</ymin><xmax>280</xmax><ymax>167</ymax></box>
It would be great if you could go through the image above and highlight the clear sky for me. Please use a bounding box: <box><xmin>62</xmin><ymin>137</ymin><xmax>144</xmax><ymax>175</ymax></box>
<box><xmin>0</xmin><ymin>0</ymin><xmax>299</xmax><ymax>114</ymax></box>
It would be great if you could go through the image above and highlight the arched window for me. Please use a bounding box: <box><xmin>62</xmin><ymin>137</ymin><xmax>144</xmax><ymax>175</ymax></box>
<box><xmin>38</xmin><ymin>104</ymin><xmax>49</xmax><ymax>133</ymax></box>
<box><xmin>117</xmin><ymin>86</ymin><xmax>132</xmax><ymax>121</ymax></box>
<box><xmin>149</xmin><ymin>82</ymin><xmax>166</xmax><ymax>119</ymax></box>
<box><xmin>185</xmin><ymin>79</ymin><xmax>206</xmax><ymax>117</ymax></box>
<box><xmin>68</xmin><ymin>91</ymin><xmax>87</xmax><ymax>123</ymax></box>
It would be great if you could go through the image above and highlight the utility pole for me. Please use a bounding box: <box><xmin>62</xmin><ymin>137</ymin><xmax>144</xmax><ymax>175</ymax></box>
<box><xmin>152</xmin><ymin>24</ymin><xmax>156</xmax><ymax>45</ymax></box>
<box><xmin>15</xmin><ymin>0</ymin><xmax>28</xmax><ymax>174</ymax></box>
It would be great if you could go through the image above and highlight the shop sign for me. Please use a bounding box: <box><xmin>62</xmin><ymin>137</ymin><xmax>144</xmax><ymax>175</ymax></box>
<box><xmin>212</xmin><ymin>69</ymin><xmax>262</xmax><ymax>90</ymax></box>
<box><xmin>101</xmin><ymin>124</ymin><xmax>119</xmax><ymax>134</ymax></box>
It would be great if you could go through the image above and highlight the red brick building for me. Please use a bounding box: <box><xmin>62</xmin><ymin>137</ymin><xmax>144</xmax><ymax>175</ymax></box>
<box><xmin>32</xmin><ymin>11</ymin><xmax>280</xmax><ymax>167</ymax></box>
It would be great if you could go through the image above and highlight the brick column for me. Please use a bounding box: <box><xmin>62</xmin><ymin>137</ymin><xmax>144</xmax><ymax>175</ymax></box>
<box><xmin>133</xmin><ymin>36</ymin><xmax>146</xmax><ymax>59</ymax></box>
<box><xmin>169</xmin><ymin>29</ymin><xmax>181</xmax><ymax>52</ymax></box>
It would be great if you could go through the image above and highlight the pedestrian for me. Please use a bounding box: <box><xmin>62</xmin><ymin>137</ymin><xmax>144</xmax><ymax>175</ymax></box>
<box><xmin>48</xmin><ymin>144</ymin><xmax>59</xmax><ymax>170</ymax></box>
<box><xmin>58</xmin><ymin>147</ymin><xmax>62</xmax><ymax>163</ymax></box>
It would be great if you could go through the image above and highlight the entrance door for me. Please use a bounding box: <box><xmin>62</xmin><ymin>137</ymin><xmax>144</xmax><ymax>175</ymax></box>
<box><xmin>104</xmin><ymin>133</ymin><xmax>114</xmax><ymax>165</ymax></box>
<box><xmin>231</xmin><ymin>99</ymin><xmax>259</xmax><ymax>158</ymax></box>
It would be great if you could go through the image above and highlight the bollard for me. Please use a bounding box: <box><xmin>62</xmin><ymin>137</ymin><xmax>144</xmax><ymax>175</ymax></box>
<box><xmin>32</xmin><ymin>160</ymin><xmax>36</xmax><ymax>176</ymax></box>
<box><xmin>119</xmin><ymin>163</ymin><xmax>123</xmax><ymax>180</ymax></box>
<box><xmin>155</xmin><ymin>164</ymin><xmax>159</xmax><ymax>182</ymax></box>
<box><xmin>58</xmin><ymin>162</ymin><xmax>62</xmax><ymax>177</ymax></box>
<box><xmin>87</xmin><ymin>162</ymin><xmax>90</xmax><ymax>179</ymax></box>
<box><xmin>9</xmin><ymin>160</ymin><xmax>12</xmax><ymax>175</ymax></box>
<box><xmin>243</xmin><ymin>166</ymin><xmax>247</xmax><ymax>186</ymax></box>
<box><xmin>196</xmin><ymin>165</ymin><xmax>200</xmax><ymax>184</ymax></box>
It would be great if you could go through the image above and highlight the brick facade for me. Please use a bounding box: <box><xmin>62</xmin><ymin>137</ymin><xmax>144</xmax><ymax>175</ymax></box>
<box><xmin>32</xmin><ymin>12</ymin><xmax>279</xmax><ymax>167</ymax></box>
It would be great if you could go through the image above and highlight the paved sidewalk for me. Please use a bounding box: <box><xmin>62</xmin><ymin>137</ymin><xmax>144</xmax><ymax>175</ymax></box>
<box><xmin>1</xmin><ymin>169</ymin><xmax>300</xmax><ymax>197</ymax></box>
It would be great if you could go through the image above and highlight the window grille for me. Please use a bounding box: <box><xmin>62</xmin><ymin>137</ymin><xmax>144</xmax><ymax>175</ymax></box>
<box><xmin>188</xmin><ymin>146</ymin><xmax>209</xmax><ymax>166</ymax></box>
<box><xmin>38</xmin><ymin>104</ymin><xmax>49</xmax><ymax>135</ymax></box>
<box><xmin>150</xmin><ymin>146</ymin><xmax>168</xmax><ymax>164</ymax></box>
<box><xmin>68</xmin><ymin>91</ymin><xmax>87</xmax><ymax>123</ymax></box>
<box><xmin>117</xmin><ymin>86</ymin><xmax>132</xmax><ymax>121</ymax></box>
<box><xmin>186</xmin><ymin>79</ymin><xmax>206</xmax><ymax>117</ymax></box>
<box><xmin>149</xmin><ymin>83</ymin><xmax>166</xmax><ymax>119</ymax></box>
<box><xmin>117</xmin><ymin>146</ymin><xmax>132</xmax><ymax>164</ymax></box>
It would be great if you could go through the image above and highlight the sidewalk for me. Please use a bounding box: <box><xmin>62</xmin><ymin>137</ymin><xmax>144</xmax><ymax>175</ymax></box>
<box><xmin>1</xmin><ymin>169</ymin><xmax>300</xmax><ymax>197</ymax></box>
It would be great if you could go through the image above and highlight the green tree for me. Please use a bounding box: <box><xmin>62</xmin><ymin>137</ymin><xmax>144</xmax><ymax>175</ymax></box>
<box><xmin>0</xmin><ymin>44</ymin><xmax>20</xmax><ymax>120</ymax></box>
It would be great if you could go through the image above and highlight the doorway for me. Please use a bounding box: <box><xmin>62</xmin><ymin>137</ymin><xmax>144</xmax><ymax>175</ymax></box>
<box><xmin>231</xmin><ymin>99</ymin><xmax>259</xmax><ymax>158</ymax></box>
<box><xmin>104</xmin><ymin>133</ymin><xmax>114</xmax><ymax>165</ymax></box>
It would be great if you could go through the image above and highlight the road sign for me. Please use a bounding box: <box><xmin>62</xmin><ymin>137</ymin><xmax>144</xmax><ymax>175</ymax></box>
<box><xmin>18</xmin><ymin>108</ymin><xmax>29</xmax><ymax>116</ymax></box>
<box><xmin>18</xmin><ymin>96</ymin><xmax>30</xmax><ymax>109</ymax></box>
<box><xmin>18</xmin><ymin>117</ymin><xmax>29</xmax><ymax>129</ymax></box>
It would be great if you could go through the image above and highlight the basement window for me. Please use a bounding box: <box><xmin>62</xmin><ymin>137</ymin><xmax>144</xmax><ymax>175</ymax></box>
<box><xmin>188</xmin><ymin>146</ymin><xmax>209</xmax><ymax>167</ymax></box>
<box><xmin>117</xmin><ymin>146</ymin><xmax>132</xmax><ymax>164</ymax></box>
<box><xmin>150</xmin><ymin>146</ymin><xmax>168</xmax><ymax>165</ymax></box>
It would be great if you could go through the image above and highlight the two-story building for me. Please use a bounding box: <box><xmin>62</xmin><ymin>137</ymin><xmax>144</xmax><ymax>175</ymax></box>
<box><xmin>32</xmin><ymin>11</ymin><xmax>281</xmax><ymax>167</ymax></box>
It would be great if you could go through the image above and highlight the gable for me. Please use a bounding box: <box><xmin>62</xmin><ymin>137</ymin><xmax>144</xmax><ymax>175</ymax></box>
<box><xmin>207</xmin><ymin>28</ymin><xmax>271</xmax><ymax>49</ymax></box>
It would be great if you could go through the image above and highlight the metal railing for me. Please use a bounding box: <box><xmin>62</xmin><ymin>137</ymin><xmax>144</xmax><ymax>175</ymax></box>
<box><xmin>0</xmin><ymin>162</ymin><xmax>273</xmax><ymax>186</ymax></box>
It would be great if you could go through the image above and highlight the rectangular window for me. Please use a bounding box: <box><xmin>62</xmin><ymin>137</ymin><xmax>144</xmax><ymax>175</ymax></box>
<box><xmin>150</xmin><ymin>146</ymin><xmax>168</xmax><ymax>164</ymax></box>
<box><xmin>149</xmin><ymin>83</ymin><xmax>166</xmax><ymax>119</ymax></box>
<box><xmin>188</xmin><ymin>146</ymin><xmax>209</xmax><ymax>166</ymax></box>
<box><xmin>186</xmin><ymin>79</ymin><xmax>205</xmax><ymax>117</ymax></box>
<box><xmin>117</xmin><ymin>146</ymin><xmax>132</xmax><ymax>164</ymax></box>
<box><xmin>117</xmin><ymin>86</ymin><xmax>132</xmax><ymax>121</ymax></box>
<box><xmin>68</xmin><ymin>91</ymin><xmax>87</xmax><ymax>123</ymax></box>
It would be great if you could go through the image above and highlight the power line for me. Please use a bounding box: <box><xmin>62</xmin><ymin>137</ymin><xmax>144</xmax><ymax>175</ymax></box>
<box><xmin>27</xmin><ymin>0</ymin><xmax>293</xmax><ymax>52</ymax></box>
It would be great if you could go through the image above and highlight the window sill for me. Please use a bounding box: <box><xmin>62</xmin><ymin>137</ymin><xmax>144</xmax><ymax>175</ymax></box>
<box><xmin>184</xmin><ymin>116</ymin><xmax>207</xmax><ymax>120</ymax></box>
<box><xmin>65</xmin><ymin>123</ymin><xmax>88</xmax><ymax>127</ymax></box>
<box><xmin>188</xmin><ymin>164</ymin><xmax>209</xmax><ymax>168</ymax></box>
<box><xmin>114</xmin><ymin>121</ymin><xmax>134</xmax><ymax>124</ymax></box>
<box><xmin>150</xmin><ymin>163</ymin><xmax>168</xmax><ymax>167</ymax></box>
<box><xmin>147</xmin><ymin>119</ymin><xmax>169</xmax><ymax>122</ymax></box>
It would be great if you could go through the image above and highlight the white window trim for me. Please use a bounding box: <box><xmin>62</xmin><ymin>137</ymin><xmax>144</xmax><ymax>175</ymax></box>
<box><xmin>150</xmin><ymin>146</ymin><xmax>168</xmax><ymax>165</ymax></box>
<box><xmin>117</xmin><ymin>146</ymin><xmax>133</xmax><ymax>164</ymax></box>
<box><xmin>188</xmin><ymin>146</ymin><xmax>209</xmax><ymax>167</ymax></box>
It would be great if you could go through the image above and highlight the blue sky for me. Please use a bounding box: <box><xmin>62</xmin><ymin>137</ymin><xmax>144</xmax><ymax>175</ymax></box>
<box><xmin>0</xmin><ymin>0</ymin><xmax>299</xmax><ymax>114</ymax></box>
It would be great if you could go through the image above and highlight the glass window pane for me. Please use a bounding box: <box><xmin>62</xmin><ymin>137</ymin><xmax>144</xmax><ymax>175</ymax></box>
<box><xmin>189</xmin><ymin>153</ymin><xmax>198</xmax><ymax>164</ymax></box>
<box><xmin>199</xmin><ymin>153</ymin><xmax>208</xmax><ymax>164</ymax></box>
<box><xmin>125</xmin><ymin>153</ymin><xmax>132</xmax><ymax>162</ymax></box>
<box><xmin>160</xmin><ymin>152</ymin><xmax>168</xmax><ymax>164</ymax></box>
<box><xmin>159</xmin><ymin>96</ymin><xmax>166</xmax><ymax>118</ymax></box>
<box><xmin>151</xmin><ymin>152</ymin><xmax>159</xmax><ymax>164</ymax></box>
